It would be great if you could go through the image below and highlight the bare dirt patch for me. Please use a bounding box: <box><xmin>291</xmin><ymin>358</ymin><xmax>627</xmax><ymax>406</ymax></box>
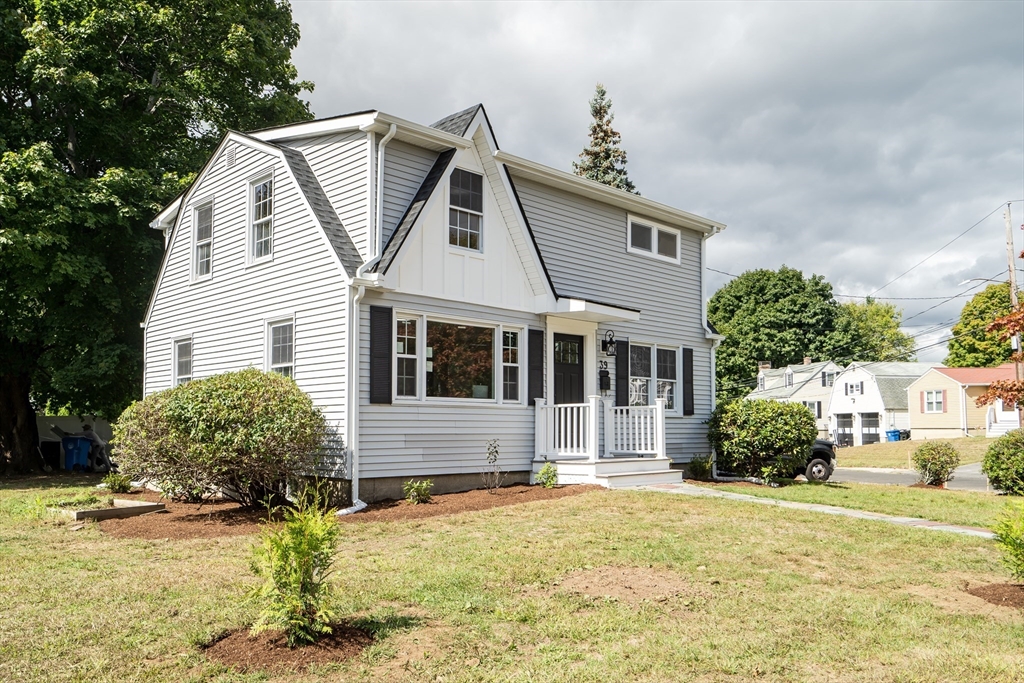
<box><xmin>338</xmin><ymin>484</ymin><xmax>602</xmax><ymax>524</ymax></box>
<box><xmin>906</xmin><ymin>583</ymin><xmax>1024</xmax><ymax>622</ymax></box>
<box><xmin>967</xmin><ymin>583</ymin><xmax>1024</xmax><ymax>610</ymax></box>
<box><xmin>549</xmin><ymin>565</ymin><xmax>708</xmax><ymax>605</ymax></box>
<box><xmin>203</xmin><ymin>624</ymin><xmax>372</xmax><ymax>672</ymax></box>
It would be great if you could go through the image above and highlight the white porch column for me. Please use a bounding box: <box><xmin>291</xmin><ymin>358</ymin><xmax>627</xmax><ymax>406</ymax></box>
<box><xmin>655</xmin><ymin>398</ymin><xmax>668</xmax><ymax>459</ymax></box>
<box><xmin>534</xmin><ymin>398</ymin><xmax>547</xmax><ymax>461</ymax></box>
<box><xmin>587</xmin><ymin>395</ymin><xmax>601</xmax><ymax>463</ymax></box>
<box><xmin>602</xmin><ymin>398</ymin><xmax>613</xmax><ymax>458</ymax></box>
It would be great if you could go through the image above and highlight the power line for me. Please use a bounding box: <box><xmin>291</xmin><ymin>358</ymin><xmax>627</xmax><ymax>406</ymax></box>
<box><xmin>900</xmin><ymin>270</ymin><xmax>1003</xmax><ymax>324</ymax></box>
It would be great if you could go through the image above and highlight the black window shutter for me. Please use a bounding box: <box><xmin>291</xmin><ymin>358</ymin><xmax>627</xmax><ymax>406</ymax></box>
<box><xmin>528</xmin><ymin>329</ymin><xmax>544</xmax><ymax>404</ymax></box>
<box><xmin>682</xmin><ymin>347</ymin><xmax>695</xmax><ymax>415</ymax></box>
<box><xmin>369</xmin><ymin>305</ymin><xmax>392</xmax><ymax>404</ymax></box>
<box><xmin>615</xmin><ymin>338</ymin><xmax>630</xmax><ymax>406</ymax></box>
<box><xmin>821</xmin><ymin>373</ymin><xmax>826</xmax><ymax>387</ymax></box>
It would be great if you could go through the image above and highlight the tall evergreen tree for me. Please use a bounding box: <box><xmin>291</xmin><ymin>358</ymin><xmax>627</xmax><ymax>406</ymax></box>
<box><xmin>572</xmin><ymin>83</ymin><xmax>638</xmax><ymax>195</ymax></box>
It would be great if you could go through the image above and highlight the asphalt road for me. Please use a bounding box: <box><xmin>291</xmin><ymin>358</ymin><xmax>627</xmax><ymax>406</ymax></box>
<box><xmin>831</xmin><ymin>462</ymin><xmax>994</xmax><ymax>493</ymax></box>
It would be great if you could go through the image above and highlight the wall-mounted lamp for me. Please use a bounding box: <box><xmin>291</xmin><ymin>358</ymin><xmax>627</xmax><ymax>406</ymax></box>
<box><xmin>601</xmin><ymin>330</ymin><xmax>617</xmax><ymax>356</ymax></box>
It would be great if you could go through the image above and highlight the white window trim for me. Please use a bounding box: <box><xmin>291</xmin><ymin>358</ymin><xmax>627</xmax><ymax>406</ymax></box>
<box><xmin>391</xmin><ymin>310</ymin><xmax>524</xmax><ymax>406</ymax></box>
<box><xmin>627</xmin><ymin>342</ymin><xmax>682</xmax><ymax>414</ymax></box>
<box><xmin>626</xmin><ymin>214</ymin><xmax>681</xmax><ymax>265</ymax></box>
<box><xmin>247</xmin><ymin>169</ymin><xmax>275</xmax><ymax>266</ymax></box>
<box><xmin>446</xmin><ymin>168</ymin><xmax>485</xmax><ymax>254</ymax></box>
<box><xmin>265</xmin><ymin>317</ymin><xmax>295</xmax><ymax>377</ymax></box>
<box><xmin>924</xmin><ymin>389</ymin><xmax>944</xmax><ymax>414</ymax></box>
<box><xmin>172</xmin><ymin>336</ymin><xmax>193</xmax><ymax>386</ymax></box>
<box><xmin>190</xmin><ymin>197</ymin><xmax>214</xmax><ymax>283</ymax></box>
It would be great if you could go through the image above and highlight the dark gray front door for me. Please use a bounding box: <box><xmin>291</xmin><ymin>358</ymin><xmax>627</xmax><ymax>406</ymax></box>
<box><xmin>553</xmin><ymin>334</ymin><xmax>584</xmax><ymax>404</ymax></box>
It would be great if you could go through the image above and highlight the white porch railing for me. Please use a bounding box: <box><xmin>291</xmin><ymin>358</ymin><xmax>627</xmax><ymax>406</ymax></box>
<box><xmin>535</xmin><ymin>396</ymin><xmax>666</xmax><ymax>462</ymax></box>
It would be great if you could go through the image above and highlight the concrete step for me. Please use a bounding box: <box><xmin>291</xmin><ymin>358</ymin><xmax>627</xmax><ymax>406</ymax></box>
<box><xmin>553</xmin><ymin>457</ymin><xmax>672</xmax><ymax>476</ymax></box>
<box><xmin>596</xmin><ymin>469</ymin><xmax>683</xmax><ymax>489</ymax></box>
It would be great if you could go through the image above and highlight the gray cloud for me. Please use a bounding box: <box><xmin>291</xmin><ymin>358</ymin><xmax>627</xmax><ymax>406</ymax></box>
<box><xmin>290</xmin><ymin>0</ymin><xmax>1023</xmax><ymax>360</ymax></box>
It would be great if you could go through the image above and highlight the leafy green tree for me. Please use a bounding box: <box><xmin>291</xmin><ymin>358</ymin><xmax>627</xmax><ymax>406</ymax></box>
<box><xmin>0</xmin><ymin>0</ymin><xmax>313</xmax><ymax>471</ymax></box>
<box><xmin>708</xmin><ymin>267</ymin><xmax>841</xmax><ymax>400</ymax></box>
<box><xmin>572</xmin><ymin>83</ymin><xmax>638</xmax><ymax>194</ymax></box>
<box><xmin>829</xmin><ymin>298</ymin><xmax>916</xmax><ymax>363</ymax></box>
<box><xmin>945</xmin><ymin>283</ymin><xmax>1013</xmax><ymax>367</ymax></box>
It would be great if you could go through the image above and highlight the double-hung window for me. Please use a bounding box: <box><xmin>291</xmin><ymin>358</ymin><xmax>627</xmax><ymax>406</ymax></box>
<box><xmin>449</xmin><ymin>169</ymin><xmax>483</xmax><ymax>251</ymax></box>
<box><xmin>627</xmin><ymin>216</ymin><xmax>680</xmax><ymax>263</ymax></box>
<box><xmin>821</xmin><ymin>371</ymin><xmax>836</xmax><ymax>387</ymax></box>
<box><xmin>251</xmin><ymin>177</ymin><xmax>274</xmax><ymax>260</ymax></box>
<box><xmin>193</xmin><ymin>204</ymin><xmax>213</xmax><ymax>278</ymax></box>
<box><xmin>629</xmin><ymin>344</ymin><xmax>679</xmax><ymax>410</ymax></box>
<box><xmin>269</xmin><ymin>320</ymin><xmax>294</xmax><ymax>377</ymax></box>
<box><xmin>174</xmin><ymin>339</ymin><xmax>192</xmax><ymax>385</ymax></box>
<box><xmin>924</xmin><ymin>390</ymin><xmax>944</xmax><ymax>413</ymax></box>
<box><xmin>393</xmin><ymin>313</ymin><xmax>522</xmax><ymax>403</ymax></box>
<box><xmin>757</xmin><ymin>375</ymin><xmax>766</xmax><ymax>391</ymax></box>
<box><xmin>802</xmin><ymin>401</ymin><xmax>822</xmax><ymax>419</ymax></box>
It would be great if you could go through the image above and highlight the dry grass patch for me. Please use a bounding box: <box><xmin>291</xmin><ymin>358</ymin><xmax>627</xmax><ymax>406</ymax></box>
<box><xmin>838</xmin><ymin>436</ymin><xmax>990</xmax><ymax>469</ymax></box>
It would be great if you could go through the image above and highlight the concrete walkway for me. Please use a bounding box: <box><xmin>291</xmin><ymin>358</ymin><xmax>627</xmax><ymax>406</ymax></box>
<box><xmin>636</xmin><ymin>481</ymin><xmax>996</xmax><ymax>540</ymax></box>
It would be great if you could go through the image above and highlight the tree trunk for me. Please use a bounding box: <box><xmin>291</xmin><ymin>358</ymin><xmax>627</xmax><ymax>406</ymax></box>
<box><xmin>0</xmin><ymin>373</ymin><xmax>39</xmax><ymax>473</ymax></box>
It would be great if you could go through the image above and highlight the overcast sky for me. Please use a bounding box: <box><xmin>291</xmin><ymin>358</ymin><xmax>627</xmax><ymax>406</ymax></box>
<box><xmin>290</xmin><ymin>1</ymin><xmax>1024</xmax><ymax>361</ymax></box>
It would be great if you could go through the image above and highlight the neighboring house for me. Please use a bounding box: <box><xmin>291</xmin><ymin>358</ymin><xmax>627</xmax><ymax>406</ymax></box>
<box><xmin>745</xmin><ymin>358</ymin><xmax>842</xmax><ymax>437</ymax></box>
<box><xmin>143</xmin><ymin>104</ymin><xmax>726</xmax><ymax>501</ymax></box>
<box><xmin>906</xmin><ymin>364</ymin><xmax>1020</xmax><ymax>439</ymax></box>
<box><xmin>826</xmin><ymin>362</ymin><xmax>938</xmax><ymax>446</ymax></box>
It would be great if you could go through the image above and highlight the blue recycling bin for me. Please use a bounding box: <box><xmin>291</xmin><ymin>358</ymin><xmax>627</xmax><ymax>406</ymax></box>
<box><xmin>62</xmin><ymin>437</ymin><xmax>91</xmax><ymax>471</ymax></box>
<box><xmin>885</xmin><ymin>429</ymin><xmax>900</xmax><ymax>442</ymax></box>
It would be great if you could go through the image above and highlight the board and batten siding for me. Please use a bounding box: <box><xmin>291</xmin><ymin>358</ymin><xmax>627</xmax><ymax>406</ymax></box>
<box><xmin>283</xmin><ymin>131</ymin><xmax>371</xmax><ymax>259</ymax></box>
<box><xmin>144</xmin><ymin>141</ymin><xmax>351</xmax><ymax>472</ymax></box>
<box><xmin>357</xmin><ymin>290</ymin><xmax>544</xmax><ymax>479</ymax></box>
<box><xmin>380</xmin><ymin>139</ymin><xmax>439</xmax><ymax>248</ymax></box>
<box><xmin>513</xmin><ymin>175</ymin><xmax>714</xmax><ymax>461</ymax></box>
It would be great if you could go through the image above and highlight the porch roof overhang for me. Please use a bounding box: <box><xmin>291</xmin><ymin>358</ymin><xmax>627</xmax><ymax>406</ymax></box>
<box><xmin>544</xmin><ymin>298</ymin><xmax>641</xmax><ymax>323</ymax></box>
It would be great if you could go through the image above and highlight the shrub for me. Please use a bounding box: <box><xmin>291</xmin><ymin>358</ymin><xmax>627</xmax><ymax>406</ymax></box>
<box><xmin>707</xmin><ymin>400</ymin><xmax>816</xmax><ymax>479</ymax></box>
<box><xmin>481</xmin><ymin>439</ymin><xmax>506</xmax><ymax>493</ymax></box>
<box><xmin>248</xmin><ymin>487</ymin><xmax>339</xmax><ymax>647</ymax></box>
<box><xmin>994</xmin><ymin>503</ymin><xmax>1024</xmax><ymax>581</ymax></box>
<box><xmin>102</xmin><ymin>472</ymin><xmax>132</xmax><ymax>493</ymax></box>
<box><xmin>111</xmin><ymin>368</ymin><xmax>330</xmax><ymax>507</ymax></box>
<box><xmin>983</xmin><ymin>429</ymin><xmax>1024</xmax><ymax>495</ymax></box>
<box><xmin>536</xmin><ymin>462</ymin><xmax>558</xmax><ymax>488</ymax></box>
<box><xmin>403</xmin><ymin>479</ymin><xmax>432</xmax><ymax>504</ymax></box>
<box><xmin>911</xmin><ymin>441</ymin><xmax>961</xmax><ymax>486</ymax></box>
<box><xmin>687</xmin><ymin>454</ymin><xmax>714</xmax><ymax>481</ymax></box>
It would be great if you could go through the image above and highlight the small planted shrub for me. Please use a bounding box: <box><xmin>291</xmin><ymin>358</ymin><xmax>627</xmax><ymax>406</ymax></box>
<box><xmin>111</xmin><ymin>368</ymin><xmax>330</xmax><ymax>507</ymax></box>
<box><xmin>481</xmin><ymin>439</ymin><xmax>507</xmax><ymax>493</ymax></box>
<box><xmin>912</xmin><ymin>441</ymin><xmax>961</xmax><ymax>486</ymax></box>
<box><xmin>102</xmin><ymin>472</ymin><xmax>132</xmax><ymax>493</ymax></box>
<box><xmin>983</xmin><ymin>429</ymin><xmax>1024</xmax><ymax>496</ymax></box>
<box><xmin>707</xmin><ymin>400</ymin><xmax>816</xmax><ymax>480</ymax></box>
<box><xmin>688</xmin><ymin>454</ymin><xmax>714</xmax><ymax>481</ymax></box>
<box><xmin>403</xmin><ymin>479</ymin><xmax>433</xmax><ymax>505</ymax></box>
<box><xmin>994</xmin><ymin>503</ymin><xmax>1024</xmax><ymax>581</ymax></box>
<box><xmin>536</xmin><ymin>462</ymin><xmax>558</xmax><ymax>489</ymax></box>
<box><xmin>249</xmin><ymin>488</ymin><xmax>339</xmax><ymax>647</ymax></box>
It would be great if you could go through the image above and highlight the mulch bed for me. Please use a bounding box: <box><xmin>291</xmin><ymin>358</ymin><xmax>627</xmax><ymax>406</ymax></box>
<box><xmin>337</xmin><ymin>484</ymin><xmax>602</xmax><ymax>524</ymax></box>
<box><xmin>967</xmin><ymin>583</ymin><xmax>1024</xmax><ymax>610</ymax></box>
<box><xmin>97</xmin><ymin>484</ymin><xmax>601</xmax><ymax>539</ymax></box>
<box><xmin>203</xmin><ymin>624</ymin><xmax>373</xmax><ymax>672</ymax></box>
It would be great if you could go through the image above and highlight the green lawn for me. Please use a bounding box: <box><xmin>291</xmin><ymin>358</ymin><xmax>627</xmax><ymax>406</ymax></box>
<box><xmin>838</xmin><ymin>436</ymin><xmax>991</xmax><ymax>469</ymax></box>
<box><xmin>1</xmin><ymin>476</ymin><xmax>1022</xmax><ymax>682</ymax></box>
<box><xmin>708</xmin><ymin>480</ymin><xmax>1017</xmax><ymax>530</ymax></box>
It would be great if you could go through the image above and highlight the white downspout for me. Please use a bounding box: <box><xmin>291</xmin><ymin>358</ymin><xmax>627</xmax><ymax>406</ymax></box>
<box><xmin>356</xmin><ymin>123</ymin><xmax>397</xmax><ymax>278</ymax></box>
<box><xmin>961</xmin><ymin>384</ymin><xmax>969</xmax><ymax>437</ymax></box>
<box><xmin>701</xmin><ymin>229</ymin><xmax>724</xmax><ymax>478</ymax></box>
<box><xmin>338</xmin><ymin>284</ymin><xmax>367</xmax><ymax>515</ymax></box>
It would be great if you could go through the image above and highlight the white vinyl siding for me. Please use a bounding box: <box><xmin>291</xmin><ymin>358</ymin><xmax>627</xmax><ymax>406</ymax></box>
<box><xmin>144</xmin><ymin>140</ymin><xmax>350</xmax><ymax>475</ymax></box>
<box><xmin>380</xmin><ymin>139</ymin><xmax>439</xmax><ymax>248</ymax></box>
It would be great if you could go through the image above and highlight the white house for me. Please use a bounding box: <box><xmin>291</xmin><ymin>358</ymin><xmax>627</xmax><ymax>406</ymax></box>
<box><xmin>826</xmin><ymin>362</ymin><xmax>938</xmax><ymax>446</ymax></box>
<box><xmin>142</xmin><ymin>104</ymin><xmax>726</xmax><ymax>502</ymax></box>
<box><xmin>745</xmin><ymin>359</ymin><xmax>843</xmax><ymax>437</ymax></box>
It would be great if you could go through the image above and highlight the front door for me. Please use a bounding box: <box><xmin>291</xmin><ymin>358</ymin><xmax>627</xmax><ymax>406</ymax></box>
<box><xmin>553</xmin><ymin>333</ymin><xmax>584</xmax><ymax>404</ymax></box>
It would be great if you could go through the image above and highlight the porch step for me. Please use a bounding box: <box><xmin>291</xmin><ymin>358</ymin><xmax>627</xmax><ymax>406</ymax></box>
<box><xmin>987</xmin><ymin>422</ymin><xmax>1018</xmax><ymax>437</ymax></box>
<box><xmin>548</xmin><ymin>457</ymin><xmax>674</xmax><ymax>476</ymax></box>
<box><xmin>532</xmin><ymin>458</ymin><xmax>682</xmax><ymax>488</ymax></box>
<box><xmin>593</xmin><ymin>469</ymin><xmax>683</xmax><ymax>489</ymax></box>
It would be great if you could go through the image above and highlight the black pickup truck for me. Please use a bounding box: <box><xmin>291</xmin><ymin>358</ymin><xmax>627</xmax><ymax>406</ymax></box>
<box><xmin>798</xmin><ymin>439</ymin><xmax>838</xmax><ymax>482</ymax></box>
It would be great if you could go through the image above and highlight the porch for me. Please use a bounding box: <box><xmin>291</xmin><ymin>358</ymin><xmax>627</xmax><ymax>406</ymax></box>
<box><xmin>533</xmin><ymin>396</ymin><xmax>683</xmax><ymax>488</ymax></box>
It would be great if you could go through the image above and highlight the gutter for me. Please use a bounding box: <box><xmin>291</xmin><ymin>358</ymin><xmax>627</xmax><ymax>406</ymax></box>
<box><xmin>356</xmin><ymin>123</ymin><xmax>397</xmax><ymax>278</ymax></box>
<box><xmin>338</xmin><ymin>284</ymin><xmax>368</xmax><ymax>516</ymax></box>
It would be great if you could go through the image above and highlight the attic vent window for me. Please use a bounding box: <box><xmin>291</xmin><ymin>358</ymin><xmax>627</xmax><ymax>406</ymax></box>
<box><xmin>225</xmin><ymin>146</ymin><xmax>236</xmax><ymax>168</ymax></box>
<box><xmin>449</xmin><ymin>168</ymin><xmax>483</xmax><ymax>251</ymax></box>
<box><xmin>627</xmin><ymin>216</ymin><xmax>680</xmax><ymax>264</ymax></box>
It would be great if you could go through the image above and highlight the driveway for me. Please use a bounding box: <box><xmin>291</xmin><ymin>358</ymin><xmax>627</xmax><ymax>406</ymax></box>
<box><xmin>832</xmin><ymin>462</ymin><xmax>993</xmax><ymax>492</ymax></box>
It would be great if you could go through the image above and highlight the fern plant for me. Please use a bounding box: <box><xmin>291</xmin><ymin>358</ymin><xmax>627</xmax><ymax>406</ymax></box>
<box><xmin>248</xmin><ymin>487</ymin><xmax>339</xmax><ymax>647</ymax></box>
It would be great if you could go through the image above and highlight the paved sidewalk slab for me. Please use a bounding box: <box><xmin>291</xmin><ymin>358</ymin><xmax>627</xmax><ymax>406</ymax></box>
<box><xmin>635</xmin><ymin>482</ymin><xmax>996</xmax><ymax>540</ymax></box>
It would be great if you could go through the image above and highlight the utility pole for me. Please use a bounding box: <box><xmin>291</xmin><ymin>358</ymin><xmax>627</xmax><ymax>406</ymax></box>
<box><xmin>1005</xmin><ymin>203</ymin><xmax>1023</xmax><ymax>424</ymax></box>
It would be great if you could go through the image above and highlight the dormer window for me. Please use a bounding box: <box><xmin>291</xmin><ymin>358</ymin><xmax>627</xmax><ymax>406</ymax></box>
<box><xmin>449</xmin><ymin>169</ymin><xmax>483</xmax><ymax>251</ymax></box>
<box><xmin>821</xmin><ymin>371</ymin><xmax>836</xmax><ymax>387</ymax></box>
